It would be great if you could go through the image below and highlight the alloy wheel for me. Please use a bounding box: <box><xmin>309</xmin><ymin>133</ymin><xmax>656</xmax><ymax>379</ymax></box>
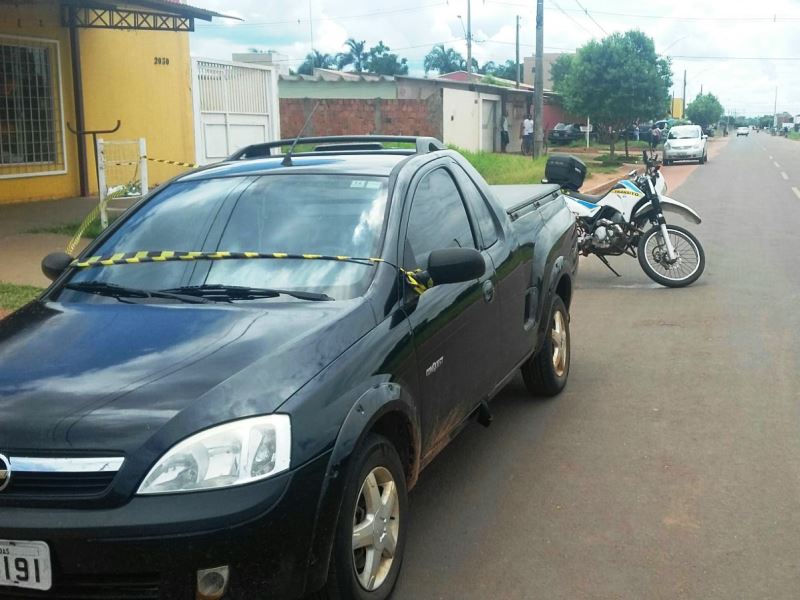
<box><xmin>352</xmin><ymin>466</ymin><xmax>400</xmax><ymax>591</ymax></box>
<box><xmin>551</xmin><ymin>310</ymin><xmax>568</xmax><ymax>378</ymax></box>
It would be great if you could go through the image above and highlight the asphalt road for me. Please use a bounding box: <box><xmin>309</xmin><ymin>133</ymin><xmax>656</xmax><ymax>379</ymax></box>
<box><xmin>393</xmin><ymin>133</ymin><xmax>800</xmax><ymax>600</ymax></box>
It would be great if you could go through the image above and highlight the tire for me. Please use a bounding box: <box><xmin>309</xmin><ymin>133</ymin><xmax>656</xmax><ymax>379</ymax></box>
<box><xmin>637</xmin><ymin>224</ymin><xmax>705</xmax><ymax>288</ymax></box>
<box><xmin>521</xmin><ymin>295</ymin><xmax>570</xmax><ymax>397</ymax></box>
<box><xmin>325</xmin><ymin>434</ymin><xmax>408</xmax><ymax>600</ymax></box>
<box><xmin>699</xmin><ymin>153</ymin><xmax>706</xmax><ymax>164</ymax></box>
<box><xmin>663</xmin><ymin>159</ymin><xmax>671</xmax><ymax>166</ymax></box>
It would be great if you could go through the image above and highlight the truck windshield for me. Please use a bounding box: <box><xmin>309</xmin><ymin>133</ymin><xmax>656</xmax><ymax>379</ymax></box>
<box><xmin>60</xmin><ymin>174</ymin><xmax>389</xmax><ymax>302</ymax></box>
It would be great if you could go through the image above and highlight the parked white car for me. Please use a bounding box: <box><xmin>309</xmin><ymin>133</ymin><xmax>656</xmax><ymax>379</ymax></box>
<box><xmin>663</xmin><ymin>125</ymin><xmax>708</xmax><ymax>165</ymax></box>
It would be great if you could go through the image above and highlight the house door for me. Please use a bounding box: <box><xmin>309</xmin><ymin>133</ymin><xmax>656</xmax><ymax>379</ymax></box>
<box><xmin>481</xmin><ymin>99</ymin><xmax>498</xmax><ymax>152</ymax></box>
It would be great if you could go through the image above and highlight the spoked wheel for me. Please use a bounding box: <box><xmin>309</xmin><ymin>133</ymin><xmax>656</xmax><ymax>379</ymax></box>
<box><xmin>637</xmin><ymin>224</ymin><xmax>705</xmax><ymax>287</ymax></box>
<box><xmin>351</xmin><ymin>466</ymin><xmax>400</xmax><ymax>591</ymax></box>
<box><xmin>325</xmin><ymin>434</ymin><xmax>407</xmax><ymax>600</ymax></box>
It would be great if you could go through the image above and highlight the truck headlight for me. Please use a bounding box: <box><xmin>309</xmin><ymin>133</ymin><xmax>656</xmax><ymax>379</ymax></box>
<box><xmin>137</xmin><ymin>415</ymin><xmax>291</xmax><ymax>495</ymax></box>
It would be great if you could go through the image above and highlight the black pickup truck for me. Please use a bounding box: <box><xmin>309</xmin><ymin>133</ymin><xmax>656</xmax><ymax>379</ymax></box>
<box><xmin>0</xmin><ymin>137</ymin><xmax>578</xmax><ymax>600</ymax></box>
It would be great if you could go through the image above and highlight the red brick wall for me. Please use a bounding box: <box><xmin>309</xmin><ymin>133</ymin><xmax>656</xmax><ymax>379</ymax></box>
<box><xmin>280</xmin><ymin>97</ymin><xmax>443</xmax><ymax>139</ymax></box>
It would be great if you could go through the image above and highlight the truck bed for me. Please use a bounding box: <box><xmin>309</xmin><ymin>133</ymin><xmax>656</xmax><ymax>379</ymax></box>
<box><xmin>491</xmin><ymin>184</ymin><xmax>561</xmax><ymax>221</ymax></box>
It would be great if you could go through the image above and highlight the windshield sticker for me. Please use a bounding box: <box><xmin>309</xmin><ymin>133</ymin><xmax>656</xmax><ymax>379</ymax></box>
<box><xmin>350</xmin><ymin>180</ymin><xmax>367</xmax><ymax>188</ymax></box>
<box><xmin>365</xmin><ymin>181</ymin><xmax>382</xmax><ymax>189</ymax></box>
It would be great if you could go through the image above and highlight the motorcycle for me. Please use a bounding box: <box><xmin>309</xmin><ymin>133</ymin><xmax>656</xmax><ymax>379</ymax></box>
<box><xmin>559</xmin><ymin>151</ymin><xmax>705</xmax><ymax>287</ymax></box>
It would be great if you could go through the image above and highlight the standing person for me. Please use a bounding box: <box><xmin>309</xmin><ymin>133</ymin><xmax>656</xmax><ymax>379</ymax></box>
<box><xmin>650</xmin><ymin>124</ymin><xmax>661</xmax><ymax>150</ymax></box>
<box><xmin>521</xmin><ymin>113</ymin><xmax>534</xmax><ymax>155</ymax></box>
<box><xmin>500</xmin><ymin>112</ymin><xmax>510</xmax><ymax>153</ymax></box>
<box><xmin>634</xmin><ymin>123</ymin><xmax>640</xmax><ymax>142</ymax></box>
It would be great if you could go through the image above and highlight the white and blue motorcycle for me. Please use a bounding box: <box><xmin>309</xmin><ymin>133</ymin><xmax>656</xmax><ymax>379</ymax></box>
<box><xmin>558</xmin><ymin>151</ymin><xmax>705</xmax><ymax>288</ymax></box>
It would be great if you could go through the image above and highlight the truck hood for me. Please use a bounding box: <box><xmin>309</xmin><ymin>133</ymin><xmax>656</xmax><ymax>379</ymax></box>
<box><xmin>0</xmin><ymin>299</ymin><xmax>374</xmax><ymax>454</ymax></box>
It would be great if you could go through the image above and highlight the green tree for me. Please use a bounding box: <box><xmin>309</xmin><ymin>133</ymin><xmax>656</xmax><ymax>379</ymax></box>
<box><xmin>552</xmin><ymin>31</ymin><xmax>672</xmax><ymax>156</ymax></box>
<box><xmin>685</xmin><ymin>93</ymin><xmax>723</xmax><ymax>128</ymax></box>
<box><xmin>297</xmin><ymin>50</ymin><xmax>336</xmax><ymax>76</ymax></box>
<box><xmin>480</xmin><ymin>59</ymin><xmax>519</xmax><ymax>81</ymax></box>
<box><xmin>423</xmin><ymin>44</ymin><xmax>465</xmax><ymax>74</ymax></box>
<box><xmin>365</xmin><ymin>41</ymin><xmax>409</xmax><ymax>76</ymax></box>
<box><xmin>550</xmin><ymin>54</ymin><xmax>573</xmax><ymax>89</ymax></box>
<box><xmin>337</xmin><ymin>38</ymin><xmax>369</xmax><ymax>72</ymax></box>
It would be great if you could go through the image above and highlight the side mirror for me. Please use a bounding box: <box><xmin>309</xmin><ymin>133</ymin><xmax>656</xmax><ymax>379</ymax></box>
<box><xmin>426</xmin><ymin>248</ymin><xmax>485</xmax><ymax>285</ymax></box>
<box><xmin>41</xmin><ymin>252</ymin><xmax>74</xmax><ymax>281</ymax></box>
<box><xmin>702</xmin><ymin>135</ymin><xmax>708</xmax><ymax>139</ymax></box>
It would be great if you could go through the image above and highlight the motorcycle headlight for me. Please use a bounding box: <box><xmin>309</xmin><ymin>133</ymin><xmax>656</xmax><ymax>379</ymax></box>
<box><xmin>137</xmin><ymin>415</ymin><xmax>291</xmax><ymax>495</ymax></box>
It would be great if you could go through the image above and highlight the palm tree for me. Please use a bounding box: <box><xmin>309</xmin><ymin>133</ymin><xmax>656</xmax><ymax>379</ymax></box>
<box><xmin>423</xmin><ymin>44</ymin><xmax>465</xmax><ymax>75</ymax></box>
<box><xmin>297</xmin><ymin>50</ymin><xmax>336</xmax><ymax>76</ymax></box>
<box><xmin>337</xmin><ymin>38</ymin><xmax>369</xmax><ymax>72</ymax></box>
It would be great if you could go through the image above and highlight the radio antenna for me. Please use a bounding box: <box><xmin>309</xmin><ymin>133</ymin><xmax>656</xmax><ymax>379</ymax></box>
<box><xmin>282</xmin><ymin>101</ymin><xmax>321</xmax><ymax>166</ymax></box>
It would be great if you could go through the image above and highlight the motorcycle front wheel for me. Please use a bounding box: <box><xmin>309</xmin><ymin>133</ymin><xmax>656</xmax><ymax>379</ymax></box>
<box><xmin>637</xmin><ymin>224</ymin><xmax>705</xmax><ymax>287</ymax></box>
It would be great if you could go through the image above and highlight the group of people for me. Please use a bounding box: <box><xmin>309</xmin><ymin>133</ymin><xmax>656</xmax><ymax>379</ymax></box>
<box><xmin>500</xmin><ymin>112</ymin><xmax>535</xmax><ymax>155</ymax></box>
<box><xmin>631</xmin><ymin>123</ymin><xmax>664</xmax><ymax>150</ymax></box>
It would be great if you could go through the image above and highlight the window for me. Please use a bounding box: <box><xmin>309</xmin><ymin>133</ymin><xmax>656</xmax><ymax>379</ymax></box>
<box><xmin>0</xmin><ymin>36</ymin><xmax>65</xmax><ymax>178</ymax></box>
<box><xmin>406</xmin><ymin>168</ymin><xmax>475</xmax><ymax>267</ymax></box>
<box><xmin>454</xmin><ymin>165</ymin><xmax>499</xmax><ymax>248</ymax></box>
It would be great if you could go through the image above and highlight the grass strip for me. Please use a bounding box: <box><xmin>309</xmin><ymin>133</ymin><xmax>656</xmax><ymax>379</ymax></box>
<box><xmin>0</xmin><ymin>282</ymin><xmax>44</xmax><ymax>311</ymax></box>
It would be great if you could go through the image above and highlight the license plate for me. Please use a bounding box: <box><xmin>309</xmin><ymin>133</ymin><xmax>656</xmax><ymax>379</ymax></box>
<box><xmin>0</xmin><ymin>540</ymin><xmax>52</xmax><ymax>591</ymax></box>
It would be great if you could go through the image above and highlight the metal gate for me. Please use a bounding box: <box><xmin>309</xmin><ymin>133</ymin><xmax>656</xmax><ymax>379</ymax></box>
<box><xmin>192</xmin><ymin>58</ymin><xmax>280</xmax><ymax>165</ymax></box>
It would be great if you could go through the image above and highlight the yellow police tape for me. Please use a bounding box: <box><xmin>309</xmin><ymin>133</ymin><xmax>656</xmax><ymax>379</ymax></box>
<box><xmin>145</xmin><ymin>157</ymin><xmax>198</xmax><ymax>168</ymax></box>
<box><xmin>69</xmin><ymin>251</ymin><xmax>433</xmax><ymax>295</ymax></box>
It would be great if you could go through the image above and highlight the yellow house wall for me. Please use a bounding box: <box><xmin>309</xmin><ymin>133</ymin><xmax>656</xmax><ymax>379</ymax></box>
<box><xmin>0</xmin><ymin>5</ymin><xmax>79</xmax><ymax>203</ymax></box>
<box><xmin>80</xmin><ymin>27</ymin><xmax>195</xmax><ymax>195</ymax></box>
<box><xmin>0</xmin><ymin>2</ymin><xmax>195</xmax><ymax>204</ymax></box>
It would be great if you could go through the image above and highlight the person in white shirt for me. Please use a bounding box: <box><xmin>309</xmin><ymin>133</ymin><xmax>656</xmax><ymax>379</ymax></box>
<box><xmin>521</xmin><ymin>114</ymin><xmax>534</xmax><ymax>155</ymax></box>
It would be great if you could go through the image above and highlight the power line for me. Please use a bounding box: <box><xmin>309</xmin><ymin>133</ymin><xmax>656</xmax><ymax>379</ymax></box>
<box><xmin>551</xmin><ymin>0</ymin><xmax>593</xmax><ymax>36</ymax></box>
<box><xmin>573</xmin><ymin>0</ymin><xmax>608</xmax><ymax>36</ymax></box>
<box><xmin>485</xmin><ymin>1</ymin><xmax>800</xmax><ymax>23</ymax></box>
<box><xmin>196</xmin><ymin>2</ymin><xmax>448</xmax><ymax>29</ymax></box>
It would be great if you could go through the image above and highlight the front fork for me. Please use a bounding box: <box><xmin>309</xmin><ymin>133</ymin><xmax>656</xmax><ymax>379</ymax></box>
<box><xmin>647</xmin><ymin>176</ymin><xmax>678</xmax><ymax>261</ymax></box>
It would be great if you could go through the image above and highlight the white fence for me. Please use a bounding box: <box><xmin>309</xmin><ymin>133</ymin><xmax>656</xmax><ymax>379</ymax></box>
<box><xmin>192</xmin><ymin>58</ymin><xmax>280</xmax><ymax>165</ymax></box>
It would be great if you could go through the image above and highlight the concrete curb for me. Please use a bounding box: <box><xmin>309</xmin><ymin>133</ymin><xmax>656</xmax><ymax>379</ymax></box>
<box><xmin>584</xmin><ymin>177</ymin><xmax>620</xmax><ymax>195</ymax></box>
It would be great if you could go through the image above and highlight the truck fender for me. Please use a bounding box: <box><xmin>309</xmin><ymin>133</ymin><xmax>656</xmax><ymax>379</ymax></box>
<box><xmin>633</xmin><ymin>196</ymin><xmax>702</xmax><ymax>225</ymax></box>
<box><xmin>303</xmin><ymin>383</ymin><xmax>420</xmax><ymax>594</ymax></box>
<box><xmin>536</xmin><ymin>257</ymin><xmax>571</xmax><ymax>347</ymax></box>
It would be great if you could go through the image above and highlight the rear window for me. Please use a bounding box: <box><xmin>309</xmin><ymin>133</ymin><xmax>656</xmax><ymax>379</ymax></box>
<box><xmin>61</xmin><ymin>174</ymin><xmax>390</xmax><ymax>301</ymax></box>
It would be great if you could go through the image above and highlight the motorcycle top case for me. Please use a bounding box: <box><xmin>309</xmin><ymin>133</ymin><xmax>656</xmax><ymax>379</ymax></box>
<box><xmin>545</xmin><ymin>154</ymin><xmax>587</xmax><ymax>191</ymax></box>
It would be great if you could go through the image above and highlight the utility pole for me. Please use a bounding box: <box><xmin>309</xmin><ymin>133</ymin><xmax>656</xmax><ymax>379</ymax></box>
<box><xmin>466</xmin><ymin>0</ymin><xmax>472</xmax><ymax>75</ymax></box>
<box><xmin>308</xmin><ymin>0</ymin><xmax>314</xmax><ymax>51</ymax></box>
<box><xmin>532</xmin><ymin>0</ymin><xmax>544</xmax><ymax>158</ymax></box>
<box><xmin>515</xmin><ymin>15</ymin><xmax>520</xmax><ymax>88</ymax></box>
<box><xmin>682</xmin><ymin>69</ymin><xmax>687</xmax><ymax>119</ymax></box>
<box><xmin>773</xmin><ymin>86</ymin><xmax>778</xmax><ymax>128</ymax></box>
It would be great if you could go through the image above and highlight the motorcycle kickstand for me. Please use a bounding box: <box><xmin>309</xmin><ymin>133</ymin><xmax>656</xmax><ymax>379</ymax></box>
<box><xmin>596</xmin><ymin>255</ymin><xmax>622</xmax><ymax>277</ymax></box>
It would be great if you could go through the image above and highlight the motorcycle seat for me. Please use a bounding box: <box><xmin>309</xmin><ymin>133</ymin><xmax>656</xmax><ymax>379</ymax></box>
<box><xmin>564</xmin><ymin>190</ymin><xmax>608</xmax><ymax>204</ymax></box>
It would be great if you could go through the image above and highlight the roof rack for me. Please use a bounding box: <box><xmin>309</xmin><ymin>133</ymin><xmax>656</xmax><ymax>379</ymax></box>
<box><xmin>228</xmin><ymin>136</ymin><xmax>446</xmax><ymax>161</ymax></box>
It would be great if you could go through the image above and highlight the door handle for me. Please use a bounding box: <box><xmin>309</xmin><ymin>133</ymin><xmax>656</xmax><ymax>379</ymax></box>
<box><xmin>482</xmin><ymin>280</ymin><xmax>495</xmax><ymax>303</ymax></box>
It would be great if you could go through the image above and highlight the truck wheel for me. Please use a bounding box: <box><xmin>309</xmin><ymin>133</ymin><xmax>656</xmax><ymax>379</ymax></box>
<box><xmin>521</xmin><ymin>296</ymin><xmax>570</xmax><ymax>397</ymax></box>
<box><xmin>325</xmin><ymin>434</ymin><xmax>408</xmax><ymax>600</ymax></box>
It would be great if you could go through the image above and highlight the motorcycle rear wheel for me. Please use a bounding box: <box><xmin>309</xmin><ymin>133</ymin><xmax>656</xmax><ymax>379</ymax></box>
<box><xmin>637</xmin><ymin>224</ymin><xmax>705</xmax><ymax>287</ymax></box>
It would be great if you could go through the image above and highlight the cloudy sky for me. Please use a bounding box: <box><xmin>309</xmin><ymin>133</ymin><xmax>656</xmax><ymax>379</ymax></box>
<box><xmin>190</xmin><ymin>0</ymin><xmax>800</xmax><ymax>117</ymax></box>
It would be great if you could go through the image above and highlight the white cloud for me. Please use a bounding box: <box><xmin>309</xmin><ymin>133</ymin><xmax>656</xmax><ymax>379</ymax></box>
<box><xmin>190</xmin><ymin>0</ymin><xmax>800</xmax><ymax>115</ymax></box>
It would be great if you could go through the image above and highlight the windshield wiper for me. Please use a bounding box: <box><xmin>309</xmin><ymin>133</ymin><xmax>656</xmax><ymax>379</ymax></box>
<box><xmin>64</xmin><ymin>281</ymin><xmax>208</xmax><ymax>304</ymax></box>
<box><xmin>160</xmin><ymin>284</ymin><xmax>334</xmax><ymax>302</ymax></box>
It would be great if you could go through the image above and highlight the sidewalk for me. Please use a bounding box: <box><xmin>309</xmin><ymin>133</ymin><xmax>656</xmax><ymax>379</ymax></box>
<box><xmin>0</xmin><ymin>196</ymin><xmax>95</xmax><ymax>287</ymax></box>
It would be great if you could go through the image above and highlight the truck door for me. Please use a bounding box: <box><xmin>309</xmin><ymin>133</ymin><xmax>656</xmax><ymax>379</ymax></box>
<box><xmin>401</xmin><ymin>166</ymin><xmax>502</xmax><ymax>458</ymax></box>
